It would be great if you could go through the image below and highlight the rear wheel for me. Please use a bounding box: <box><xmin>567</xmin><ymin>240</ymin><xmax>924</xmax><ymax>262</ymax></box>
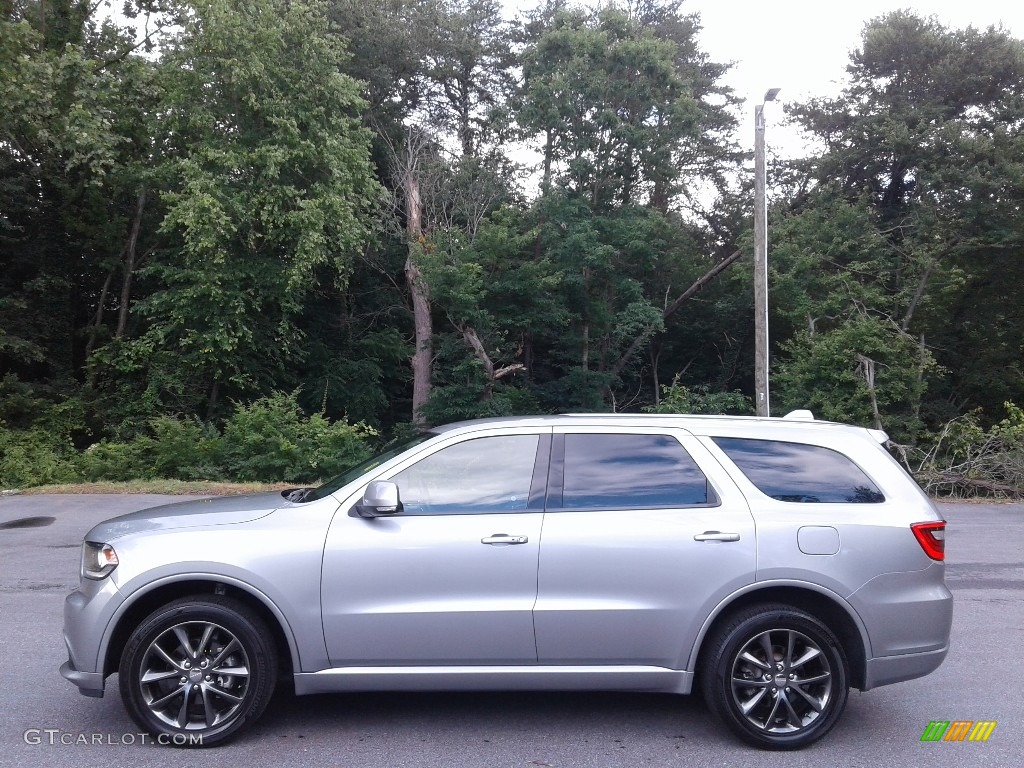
<box><xmin>118</xmin><ymin>596</ymin><xmax>277</xmax><ymax>747</ymax></box>
<box><xmin>701</xmin><ymin>604</ymin><xmax>849</xmax><ymax>749</ymax></box>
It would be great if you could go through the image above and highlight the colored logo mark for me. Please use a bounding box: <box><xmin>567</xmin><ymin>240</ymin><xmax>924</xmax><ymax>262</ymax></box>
<box><xmin>920</xmin><ymin>721</ymin><xmax>997</xmax><ymax>742</ymax></box>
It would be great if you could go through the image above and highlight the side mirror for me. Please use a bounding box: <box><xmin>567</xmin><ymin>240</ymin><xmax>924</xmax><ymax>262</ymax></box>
<box><xmin>354</xmin><ymin>481</ymin><xmax>403</xmax><ymax>518</ymax></box>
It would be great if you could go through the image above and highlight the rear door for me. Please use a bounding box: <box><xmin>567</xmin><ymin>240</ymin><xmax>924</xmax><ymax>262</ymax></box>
<box><xmin>533</xmin><ymin>427</ymin><xmax>756</xmax><ymax>669</ymax></box>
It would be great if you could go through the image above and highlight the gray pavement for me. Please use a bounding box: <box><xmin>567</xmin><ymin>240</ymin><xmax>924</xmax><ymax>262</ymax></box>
<box><xmin>0</xmin><ymin>494</ymin><xmax>1021</xmax><ymax>767</ymax></box>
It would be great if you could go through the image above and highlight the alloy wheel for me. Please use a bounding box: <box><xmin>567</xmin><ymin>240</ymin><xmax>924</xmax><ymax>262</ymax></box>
<box><xmin>137</xmin><ymin>620</ymin><xmax>252</xmax><ymax>731</ymax></box>
<box><xmin>730</xmin><ymin>627</ymin><xmax>833</xmax><ymax>734</ymax></box>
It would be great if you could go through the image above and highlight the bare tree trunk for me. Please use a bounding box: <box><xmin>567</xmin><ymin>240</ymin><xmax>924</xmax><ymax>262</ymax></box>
<box><xmin>914</xmin><ymin>333</ymin><xmax>926</xmax><ymax>422</ymax></box>
<box><xmin>856</xmin><ymin>353</ymin><xmax>883</xmax><ymax>431</ymax></box>
<box><xmin>207</xmin><ymin>379</ymin><xmax>221</xmax><ymax>420</ymax></box>
<box><xmin>458</xmin><ymin>65</ymin><xmax>473</xmax><ymax>159</ymax></box>
<box><xmin>542</xmin><ymin>128</ymin><xmax>553</xmax><ymax>193</ymax></box>
<box><xmin>460</xmin><ymin>325</ymin><xmax>524</xmax><ymax>400</ymax></box>
<box><xmin>902</xmin><ymin>260</ymin><xmax>934</xmax><ymax>331</ymax></box>
<box><xmin>116</xmin><ymin>187</ymin><xmax>146</xmax><ymax>339</ymax></box>
<box><xmin>650</xmin><ymin>340</ymin><xmax>661</xmax><ymax>406</ymax></box>
<box><xmin>650</xmin><ymin>178</ymin><xmax>668</xmax><ymax>214</ymax></box>
<box><xmin>404</xmin><ymin>172</ymin><xmax>432</xmax><ymax>425</ymax></box>
<box><xmin>85</xmin><ymin>261</ymin><xmax>118</xmax><ymax>362</ymax></box>
<box><xmin>377</xmin><ymin>124</ymin><xmax>437</xmax><ymax>425</ymax></box>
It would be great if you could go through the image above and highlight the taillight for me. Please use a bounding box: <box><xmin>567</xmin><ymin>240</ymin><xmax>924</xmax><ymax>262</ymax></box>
<box><xmin>911</xmin><ymin>521</ymin><xmax>946</xmax><ymax>561</ymax></box>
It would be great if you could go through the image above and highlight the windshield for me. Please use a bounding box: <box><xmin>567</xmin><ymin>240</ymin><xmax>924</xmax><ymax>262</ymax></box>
<box><xmin>301</xmin><ymin>433</ymin><xmax>434</xmax><ymax>503</ymax></box>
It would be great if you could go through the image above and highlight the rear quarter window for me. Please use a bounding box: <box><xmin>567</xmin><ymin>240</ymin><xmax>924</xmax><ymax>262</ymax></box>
<box><xmin>712</xmin><ymin>437</ymin><xmax>885</xmax><ymax>503</ymax></box>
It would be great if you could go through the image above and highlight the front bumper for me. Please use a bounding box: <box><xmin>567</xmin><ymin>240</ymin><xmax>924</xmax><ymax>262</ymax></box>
<box><xmin>61</xmin><ymin>577</ymin><xmax>123</xmax><ymax>698</ymax></box>
<box><xmin>59</xmin><ymin>659</ymin><xmax>105</xmax><ymax>698</ymax></box>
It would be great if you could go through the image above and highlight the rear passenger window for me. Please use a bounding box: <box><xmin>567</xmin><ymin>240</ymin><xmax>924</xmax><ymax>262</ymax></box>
<box><xmin>559</xmin><ymin>434</ymin><xmax>714</xmax><ymax>509</ymax></box>
<box><xmin>712</xmin><ymin>438</ymin><xmax>884</xmax><ymax>503</ymax></box>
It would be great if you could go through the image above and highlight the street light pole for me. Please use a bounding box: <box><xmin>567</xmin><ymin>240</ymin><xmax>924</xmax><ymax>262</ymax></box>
<box><xmin>754</xmin><ymin>87</ymin><xmax>780</xmax><ymax>418</ymax></box>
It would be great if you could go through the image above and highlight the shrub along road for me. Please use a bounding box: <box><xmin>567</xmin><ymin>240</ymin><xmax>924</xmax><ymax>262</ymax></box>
<box><xmin>0</xmin><ymin>495</ymin><xmax>1020</xmax><ymax>767</ymax></box>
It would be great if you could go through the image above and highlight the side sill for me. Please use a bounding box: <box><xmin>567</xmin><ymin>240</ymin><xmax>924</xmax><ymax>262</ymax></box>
<box><xmin>294</xmin><ymin>666</ymin><xmax>693</xmax><ymax>696</ymax></box>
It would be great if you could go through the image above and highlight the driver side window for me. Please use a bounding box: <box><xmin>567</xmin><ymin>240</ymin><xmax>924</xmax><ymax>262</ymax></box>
<box><xmin>390</xmin><ymin>434</ymin><xmax>540</xmax><ymax>515</ymax></box>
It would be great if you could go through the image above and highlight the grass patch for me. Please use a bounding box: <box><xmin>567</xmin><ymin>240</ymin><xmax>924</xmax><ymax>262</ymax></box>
<box><xmin>18</xmin><ymin>479</ymin><xmax>293</xmax><ymax>496</ymax></box>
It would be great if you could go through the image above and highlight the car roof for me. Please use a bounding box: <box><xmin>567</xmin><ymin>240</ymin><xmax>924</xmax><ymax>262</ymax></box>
<box><xmin>428</xmin><ymin>412</ymin><xmax>888</xmax><ymax>443</ymax></box>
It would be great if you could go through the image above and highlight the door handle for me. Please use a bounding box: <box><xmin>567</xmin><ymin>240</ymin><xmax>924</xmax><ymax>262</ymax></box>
<box><xmin>693</xmin><ymin>531</ymin><xmax>740</xmax><ymax>542</ymax></box>
<box><xmin>481</xmin><ymin>534</ymin><xmax>529</xmax><ymax>545</ymax></box>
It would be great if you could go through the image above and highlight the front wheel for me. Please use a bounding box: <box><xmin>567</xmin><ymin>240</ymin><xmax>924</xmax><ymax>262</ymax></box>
<box><xmin>700</xmin><ymin>604</ymin><xmax>849</xmax><ymax>749</ymax></box>
<box><xmin>118</xmin><ymin>595</ymin><xmax>277</xmax><ymax>747</ymax></box>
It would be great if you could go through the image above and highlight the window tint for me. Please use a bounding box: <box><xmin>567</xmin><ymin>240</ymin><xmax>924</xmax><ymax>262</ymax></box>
<box><xmin>390</xmin><ymin>434</ymin><xmax>540</xmax><ymax>515</ymax></box>
<box><xmin>712</xmin><ymin>437</ymin><xmax>885</xmax><ymax>503</ymax></box>
<box><xmin>560</xmin><ymin>434</ymin><xmax>712</xmax><ymax>509</ymax></box>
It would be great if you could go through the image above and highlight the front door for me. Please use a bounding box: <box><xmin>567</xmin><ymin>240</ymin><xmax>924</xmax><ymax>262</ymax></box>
<box><xmin>321</xmin><ymin>429</ymin><xmax>549</xmax><ymax>666</ymax></box>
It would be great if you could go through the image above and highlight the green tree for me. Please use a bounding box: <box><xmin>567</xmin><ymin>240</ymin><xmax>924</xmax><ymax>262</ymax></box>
<box><xmin>418</xmin><ymin>205</ymin><xmax>565</xmax><ymax>420</ymax></box>
<box><xmin>0</xmin><ymin>2</ymin><xmax>155</xmax><ymax>384</ymax></box>
<box><xmin>518</xmin><ymin>2</ymin><xmax>701</xmax><ymax>206</ymax></box>
<box><xmin>503</xmin><ymin>2</ymin><xmax>742</xmax><ymax>410</ymax></box>
<box><xmin>785</xmin><ymin>12</ymin><xmax>1024</xmax><ymax>425</ymax></box>
<box><xmin>420</xmin><ymin>0</ymin><xmax>514</xmax><ymax>158</ymax></box>
<box><xmin>108</xmin><ymin>0</ymin><xmax>380</xmax><ymax>416</ymax></box>
<box><xmin>330</xmin><ymin>0</ymin><xmax>519</xmax><ymax>424</ymax></box>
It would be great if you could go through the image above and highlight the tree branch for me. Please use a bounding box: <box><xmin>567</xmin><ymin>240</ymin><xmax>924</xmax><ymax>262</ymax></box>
<box><xmin>460</xmin><ymin>324</ymin><xmax>493</xmax><ymax>380</ymax></box>
<box><xmin>97</xmin><ymin>19</ymin><xmax>173</xmax><ymax>72</ymax></box>
<box><xmin>610</xmin><ymin>248</ymin><xmax>745</xmax><ymax>377</ymax></box>
<box><xmin>901</xmin><ymin>259</ymin><xmax>934</xmax><ymax>331</ymax></box>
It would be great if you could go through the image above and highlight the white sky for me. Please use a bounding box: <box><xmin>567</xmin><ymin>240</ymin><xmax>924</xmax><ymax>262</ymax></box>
<box><xmin>684</xmin><ymin>0</ymin><xmax>1024</xmax><ymax>157</ymax></box>
<box><xmin>505</xmin><ymin>1</ymin><xmax>1024</xmax><ymax>158</ymax></box>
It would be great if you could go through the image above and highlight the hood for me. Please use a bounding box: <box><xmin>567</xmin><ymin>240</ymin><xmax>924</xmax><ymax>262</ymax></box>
<box><xmin>85</xmin><ymin>492</ymin><xmax>284</xmax><ymax>541</ymax></box>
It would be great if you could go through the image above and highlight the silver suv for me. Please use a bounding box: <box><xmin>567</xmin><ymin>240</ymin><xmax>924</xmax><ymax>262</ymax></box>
<box><xmin>61</xmin><ymin>412</ymin><xmax>951</xmax><ymax>749</ymax></box>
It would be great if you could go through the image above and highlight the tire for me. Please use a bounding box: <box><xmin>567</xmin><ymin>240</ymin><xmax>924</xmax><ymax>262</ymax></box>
<box><xmin>118</xmin><ymin>595</ymin><xmax>278</xmax><ymax>747</ymax></box>
<box><xmin>700</xmin><ymin>603</ymin><xmax>849</xmax><ymax>750</ymax></box>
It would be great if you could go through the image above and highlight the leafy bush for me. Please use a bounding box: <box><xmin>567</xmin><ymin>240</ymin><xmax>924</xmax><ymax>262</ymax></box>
<box><xmin>220</xmin><ymin>392</ymin><xmax>374</xmax><ymax>482</ymax></box>
<box><xmin>0</xmin><ymin>427</ymin><xmax>80</xmax><ymax>487</ymax></box>
<box><xmin>645</xmin><ymin>379</ymin><xmax>752</xmax><ymax>415</ymax></box>
<box><xmin>298</xmin><ymin>413</ymin><xmax>376</xmax><ymax>479</ymax></box>
<box><xmin>772</xmin><ymin>316</ymin><xmax>936</xmax><ymax>442</ymax></box>
<box><xmin>0</xmin><ymin>379</ymin><xmax>88</xmax><ymax>487</ymax></box>
<box><xmin>147</xmin><ymin>416</ymin><xmax>224</xmax><ymax>480</ymax></box>
<box><xmin>76</xmin><ymin>439</ymin><xmax>152</xmax><ymax>482</ymax></box>
<box><xmin>2</xmin><ymin>390</ymin><xmax>375</xmax><ymax>487</ymax></box>
<box><xmin>420</xmin><ymin>383</ymin><xmax>518</xmax><ymax>425</ymax></box>
<box><xmin>75</xmin><ymin>417</ymin><xmax>223</xmax><ymax>482</ymax></box>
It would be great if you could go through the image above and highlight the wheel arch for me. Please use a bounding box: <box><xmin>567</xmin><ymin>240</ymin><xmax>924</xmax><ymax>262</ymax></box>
<box><xmin>689</xmin><ymin>583</ymin><xmax>870</xmax><ymax>690</ymax></box>
<box><xmin>102</xmin><ymin>576</ymin><xmax>299</xmax><ymax>687</ymax></box>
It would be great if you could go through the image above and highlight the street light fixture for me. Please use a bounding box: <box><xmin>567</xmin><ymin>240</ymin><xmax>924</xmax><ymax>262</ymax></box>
<box><xmin>754</xmin><ymin>87</ymin><xmax>780</xmax><ymax>417</ymax></box>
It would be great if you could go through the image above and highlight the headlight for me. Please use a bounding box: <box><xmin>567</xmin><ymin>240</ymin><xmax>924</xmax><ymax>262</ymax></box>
<box><xmin>82</xmin><ymin>541</ymin><xmax>119</xmax><ymax>580</ymax></box>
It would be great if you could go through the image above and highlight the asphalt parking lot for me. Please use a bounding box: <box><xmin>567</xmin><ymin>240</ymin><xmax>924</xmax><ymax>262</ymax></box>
<box><xmin>0</xmin><ymin>494</ymin><xmax>1021</xmax><ymax>767</ymax></box>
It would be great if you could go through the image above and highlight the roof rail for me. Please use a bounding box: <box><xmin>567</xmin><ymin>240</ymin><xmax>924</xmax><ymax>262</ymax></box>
<box><xmin>783</xmin><ymin>409</ymin><xmax>815</xmax><ymax>421</ymax></box>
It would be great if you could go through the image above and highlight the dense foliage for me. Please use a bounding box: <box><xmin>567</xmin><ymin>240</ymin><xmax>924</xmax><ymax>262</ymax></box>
<box><xmin>3</xmin><ymin>1</ymin><xmax>1024</xmax><ymax>493</ymax></box>
<box><xmin>0</xmin><ymin>388</ymin><xmax>371</xmax><ymax>485</ymax></box>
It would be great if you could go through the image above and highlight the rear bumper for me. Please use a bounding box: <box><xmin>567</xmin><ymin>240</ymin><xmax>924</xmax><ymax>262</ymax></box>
<box><xmin>59</xmin><ymin>659</ymin><xmax>105</xmax><ymax>698</ymax></box>
<box><xmin>862</xmin><ymin>643</ymin><xmax>949</xmax><ymax>691</ymax></box>
<box><xmin>848</xmin><ymin>563</ymin><xmax>953</xmax><ymax>658</ymax></box>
